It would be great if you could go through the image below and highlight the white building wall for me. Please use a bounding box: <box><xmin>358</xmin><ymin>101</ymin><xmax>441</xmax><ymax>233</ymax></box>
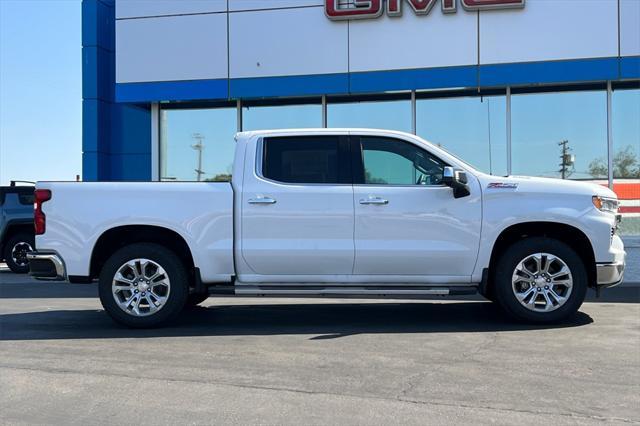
<box><xmin>229</xmin><ymin>7</ymin><xmax>349</xmax><ymax>79</ymax></box>
<box><xmin>116</xmin><ymin>13</ymin><xmax>228</xmax><ymax>83</ymax></box>
<box><xmin>115</xmin><ymin>0</ymin><xmax>634</xmax><ymax>85</ymax></box>
<box><xmin>228</xmin><ymin>0</ymin><xmax>323</xmax><ymax>11</ymax></box>
<box><xmin>348</xmin><ymin>9</ymin><xmax>477</xmax><ymax>72</ymax></box>
<box><xmin>116</xmin><ymin>0</ymin><xmax>227</xmax><ymax>19</ymax></box>
<box><xmin>479</xmin><ymin>0</ymin><xmax>618</xmax><ymax>65</ymax></box>
<box><xmin>620</xmin><ymin>0</ymin><xmax>640</xmax><ymax>57</ymax></box>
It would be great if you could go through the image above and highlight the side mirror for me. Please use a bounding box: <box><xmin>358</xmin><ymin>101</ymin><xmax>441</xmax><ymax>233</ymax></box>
<box><xmin>442</xmin><ymin>166</ymin><xmax>470</xmax><ymax>199</ymax></box>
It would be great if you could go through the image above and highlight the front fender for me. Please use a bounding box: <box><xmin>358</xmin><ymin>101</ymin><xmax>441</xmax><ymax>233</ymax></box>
<box><xmin>472</xmin><ymin>191</ymin><xmax>602</xmax><ymax>281</ymax></box>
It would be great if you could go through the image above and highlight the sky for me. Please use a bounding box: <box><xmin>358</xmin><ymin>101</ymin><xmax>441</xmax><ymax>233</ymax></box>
<box><xmin>0</xmin><ymin>0</ymin><xmax>81</xmax><ymax>185</ymax></box>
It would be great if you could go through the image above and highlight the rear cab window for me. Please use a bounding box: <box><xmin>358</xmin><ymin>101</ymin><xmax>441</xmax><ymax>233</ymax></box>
<box><xmin>261</xmin><ymin>136</ymin><xmax>350</xmax><ymax>184</ymax></box>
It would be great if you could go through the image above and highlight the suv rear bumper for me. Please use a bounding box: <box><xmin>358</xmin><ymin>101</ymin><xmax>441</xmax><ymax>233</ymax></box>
<box><xmin>27</xmin><ymin>251</ymin><xmax>66</xmax><ymax>281</ymax></box>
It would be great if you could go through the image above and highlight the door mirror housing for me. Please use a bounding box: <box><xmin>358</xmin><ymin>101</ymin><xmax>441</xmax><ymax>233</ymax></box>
<box><xmin>442</xmin><ymin>166</ymin><xmax>470</xmax><ymax>199</ymax></box>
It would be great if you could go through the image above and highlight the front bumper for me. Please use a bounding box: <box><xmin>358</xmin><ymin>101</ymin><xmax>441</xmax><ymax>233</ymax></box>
<box><xmin>27</xmin><ymin>251</ymin><xmax>66</xmax><ymax>281</ymax></box>
<box><xmin>596</xmin><ymin>261</ymin><xmax>625</xmax><ymax>288</ymax></box>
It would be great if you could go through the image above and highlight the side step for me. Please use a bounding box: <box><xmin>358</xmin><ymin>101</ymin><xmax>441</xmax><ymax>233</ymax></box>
<box><xmin>209</xmin><ymin>285</ymin><xmax>477</xmax><ymax>297</ymax></box>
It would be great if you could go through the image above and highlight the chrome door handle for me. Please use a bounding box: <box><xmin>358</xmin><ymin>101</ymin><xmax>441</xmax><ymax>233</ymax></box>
<box><xmin>359</xmin><ymin>197</ymin><xmax>388</xmax><ymax>205</ymax></box>
<box><xmin>248</xmin><ymin>196</ymin><xmax>276</xmax><ymax>205</ymax></box>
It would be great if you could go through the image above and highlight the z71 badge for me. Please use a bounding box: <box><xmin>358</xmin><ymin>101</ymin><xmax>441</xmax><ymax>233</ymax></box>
<box><xmin>487</xmin><ymin>182</ymin><xmax>519</xmax><ymax>189</ymax></box>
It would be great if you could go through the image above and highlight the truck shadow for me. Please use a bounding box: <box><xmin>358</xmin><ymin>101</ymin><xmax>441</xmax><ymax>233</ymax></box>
<box><xmin>2</xmin><ymin>278</ymin><xmax>638</xmax><ymax>302</ymax></box>
<box><xmin>0</xmin><ymin>301</ymin><xmax>593</xmax><ymax>341</ymax></box>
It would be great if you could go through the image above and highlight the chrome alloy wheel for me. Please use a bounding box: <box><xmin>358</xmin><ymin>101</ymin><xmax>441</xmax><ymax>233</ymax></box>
<box><xmin>112</xmin><ymin>258</ymin><xmax>171</xmax><ymax>317</ymax></box>
<box><xmin>512</xmin><ymin>253</ymin><xmax>573</xmax><ymax>313</ymax></box>
<box><xmin>11</xmin><ymin>241</ymin><xmax>33</xmax><ymax>267</ymax></box>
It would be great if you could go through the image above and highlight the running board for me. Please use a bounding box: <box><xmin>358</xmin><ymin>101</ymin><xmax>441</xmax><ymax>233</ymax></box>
<box><xmin>216</xmin><ymin>285</ymin><xmax>478</xmax><ymax>297</ymax></box>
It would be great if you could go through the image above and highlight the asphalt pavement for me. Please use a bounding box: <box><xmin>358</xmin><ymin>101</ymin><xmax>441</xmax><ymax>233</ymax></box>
<box><xmin>1</xmin><ymin>267</ymin><xmax>639</xmax><ymax>425</ymax></box>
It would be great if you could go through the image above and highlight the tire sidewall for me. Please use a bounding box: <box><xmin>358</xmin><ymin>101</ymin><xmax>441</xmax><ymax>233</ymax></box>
<box><xmin>494</xmin><ymin>237</ymin><xmax>588</xmax><ymax>323</ymax></box>
<box><xmin>4</xmin><ymin>233</ymin><xmax>34</xmax><ymax>274</ymax></box>
<box><xmin>98</xmin><ymin>243</ymin><xmax>189</xmax><ymax>328</ymax></box>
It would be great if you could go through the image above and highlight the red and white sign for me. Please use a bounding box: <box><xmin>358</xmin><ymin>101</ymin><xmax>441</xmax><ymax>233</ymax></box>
<box><xmin>325</xmin><ymin>0</ymin><xmax>525</xmax><ymax>20</ymax></box>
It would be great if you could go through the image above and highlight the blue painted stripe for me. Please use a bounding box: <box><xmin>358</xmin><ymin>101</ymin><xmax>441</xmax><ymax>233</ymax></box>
<box><xmin>230</xmin><ymin>73</ymin><xmax>349</xmax><ymax>99</ymax></box>
<box><xmin>113</xmin><ymin>57</ymin><xmax>639</xmax><ymax>104</ymax></box>
<box><xmin>350</xmin><ymin>65</ymin><xmax>477</xmax><ymax>93</ymax></box>
<box><xmin>479</xmin><ymin>57</ymin><xmax>619</xmax><ymax>87</ymax></box>
<box><xmin>116</xmin><ymin>79</ymin><xmax>228</xmax><ymax>103</ymax></box>
<box><xmin>620</xmin><ymin>56</ymin><xmax>640</xmax><ymax>80</ymax></box>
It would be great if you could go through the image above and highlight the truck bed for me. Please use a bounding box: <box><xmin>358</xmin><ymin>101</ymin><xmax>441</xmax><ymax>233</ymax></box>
<box><xmin>36</xmin><ymin>182</ymin><xmax>234</xmax><ymax>282</ymax></box>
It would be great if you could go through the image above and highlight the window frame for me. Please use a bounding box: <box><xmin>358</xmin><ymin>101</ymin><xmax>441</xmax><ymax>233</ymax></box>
<box><xmin>350</xmin><ymin>135</ymin><xmax>450</xmax><ymax>187</ymax></box>
<box><xmin>257</xmin><ymin>135</ymin><xmax>353</xmax><ymax>186</ymax></box>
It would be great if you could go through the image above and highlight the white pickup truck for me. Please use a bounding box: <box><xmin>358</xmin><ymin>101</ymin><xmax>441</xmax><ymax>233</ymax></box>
<box><xmin>28</xmin><ymin>129</ymin><xmax>626</xmax><ymax>327</ymax></box>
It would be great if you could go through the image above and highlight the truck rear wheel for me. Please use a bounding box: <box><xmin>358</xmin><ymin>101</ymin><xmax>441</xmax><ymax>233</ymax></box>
<box><xmin>493</xmin><ymin>237</ymin><xmax>587</xmax><ymax>324</ymax></box>
<box><xmin>98</xmin><ymin>243</ymin><xmax>188</xmax><ymax>328</ymax></box>
<box><xmin>4</xmin><ymin>232</ymin><xmax>34</xmax><ymax>274</ymax></box>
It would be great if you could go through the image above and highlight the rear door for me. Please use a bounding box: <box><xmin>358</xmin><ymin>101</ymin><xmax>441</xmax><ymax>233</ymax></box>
<box><xmin>240</xmin><ymin>135</ymin><xmax>354</xmax><ymax>278</ymax></box>
<box><xmin>351</xmin><ymin>136</ymin><xmax>482</xmax><ymax>280</ymax></box>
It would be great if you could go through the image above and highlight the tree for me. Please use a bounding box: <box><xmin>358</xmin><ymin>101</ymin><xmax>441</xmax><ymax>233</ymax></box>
<box><xmin>587</xmin><ymin>158</ymin><xmax>608</xmax><ymax>178</ymax></box>
<box><xmin>588</xmin><ymin>145</ymin><xmax>640</xmax><ymax>179</ymax></box>
<box><xmin>205</xmin><ymin>174</ymin><xmax>232</xmax><ymax>182</ymax></box>
<box><xmin>613</xmin><ymin>145</ymin><xmax>640</xmax><ymax>178</ymax></box>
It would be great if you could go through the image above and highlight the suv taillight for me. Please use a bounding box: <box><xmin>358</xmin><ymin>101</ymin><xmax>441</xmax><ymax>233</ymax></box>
<box><xmin>34</xmin><ymin>189</ymin><xmax>51</xmax><ymax>235</ymax></box>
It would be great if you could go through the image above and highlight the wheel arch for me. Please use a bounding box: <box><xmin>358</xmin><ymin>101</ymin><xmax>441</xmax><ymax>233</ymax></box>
<box><xmin>89</xmin><ymin>225</ymin><xmax>197</xmax><ymax>285</ymax></box>
<box><xmin>485</xmin><ymin>221</ymin><xmax>596</xmax><ymax>297</ymax></box>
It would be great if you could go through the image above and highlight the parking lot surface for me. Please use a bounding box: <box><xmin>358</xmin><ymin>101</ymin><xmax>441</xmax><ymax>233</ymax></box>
<box><xmin>1</xmin><ymin>268</ymin><xmax>639</xmax><ymax>425</ymax></box>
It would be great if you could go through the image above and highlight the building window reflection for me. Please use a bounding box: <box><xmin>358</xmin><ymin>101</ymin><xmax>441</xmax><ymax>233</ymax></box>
<box><xmin>327</xmin><ymin>99</ymin><xmax>412</xmax><ymax>132</ymax></box>
<box><xmin>416</xmin><ymin>95</ymin><xmax>507</xmax><ymax>176</ymax></box>
<box><xmin>511</xmin><ymin>90</ymin><xmax>608</xmax><ymax>180</ymax></box>
<box><xmin>612</xmin><ymin>88</ymin><xmax>640</xmax><ymax>180</ymax></box>
<box><xmin>160</xmin><ymin>107</ymin><xmax>237</xmax><ymax>182</ymax></box>
<box><xmin>611</xmin><ymin>87</ymin><xmax>640</xmax><ymax>236</ymax></box>
<box><xmin>242</xmin><ymin>103</ymin><xmax>321</xmax><ymax>131</ymax></box>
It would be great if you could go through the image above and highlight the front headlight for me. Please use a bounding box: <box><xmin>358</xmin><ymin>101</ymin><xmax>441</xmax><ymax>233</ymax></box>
<box><xmin>592</xmin><ymin>195</ymin><xmax>619</xmax><ymax>213</ymax></box>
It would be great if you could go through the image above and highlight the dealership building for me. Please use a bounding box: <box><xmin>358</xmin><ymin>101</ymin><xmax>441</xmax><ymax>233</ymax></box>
<box><xmin>82</xmin><ymin>0</ymin><xmax>640</xmax><ymax>227</ymax></box>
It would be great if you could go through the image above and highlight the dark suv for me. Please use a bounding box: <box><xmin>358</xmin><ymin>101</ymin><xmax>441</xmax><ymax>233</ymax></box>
<box><xmin>0</xmin><ymin>182</ymin><xmax>35</xmax><ymax>273</ymax></box>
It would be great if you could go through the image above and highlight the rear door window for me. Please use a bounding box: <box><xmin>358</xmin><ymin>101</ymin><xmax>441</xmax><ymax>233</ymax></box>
<box><xmin>262</xmin><ymin>136</ymin><xmax>350</xmax><ymax>184</ymax></box>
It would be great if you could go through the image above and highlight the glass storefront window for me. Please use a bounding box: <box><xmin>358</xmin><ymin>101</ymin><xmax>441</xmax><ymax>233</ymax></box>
<box><xmin>511</xmin><ymin>90</ymin><xmax>608</xmax><ymax>180</ymax></box>
<box><xmin>612</xmin><ymin>89</ymin><xmax>640</xmax><ymax>180</ymax></box>
<box><xmin>416</xmin><ymin>95</ymin><xmax>507</xmax><ymax>176</ymax></box>
<box><xmin>160</xmin><ymin>108</ymin><xmax>237</xmax><ymax>182</ymax></box>
<box><xmin>612</xmin><ymin>88</ymin><xmax>640</xmax><ymax>236</ymax></box>
<box><xmin>327</xmin><ymin>99</ymin><xmax>411</xmax><ymax>132</ymax></box>
<box><xmin>242</xmin><ymin>103</ymin><xmax>321</xmax><ymax>131</ymax></box>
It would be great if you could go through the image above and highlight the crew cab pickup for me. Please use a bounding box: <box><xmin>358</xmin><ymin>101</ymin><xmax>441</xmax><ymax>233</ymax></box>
<box><xmin>29</xmin><ymin>129</ymin><xmax>626</xmax><ymax>327</ymax></box>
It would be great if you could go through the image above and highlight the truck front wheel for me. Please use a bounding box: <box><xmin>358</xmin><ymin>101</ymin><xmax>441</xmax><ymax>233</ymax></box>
<box><xmin>98</xmin><ymin>243</ymin><xmax>189</xmax><ymax>328</ymax></box>
<box><xmin>493</xmin><ymin>237</ymin><xmax>588</xmax><ymax>324</ymax></box>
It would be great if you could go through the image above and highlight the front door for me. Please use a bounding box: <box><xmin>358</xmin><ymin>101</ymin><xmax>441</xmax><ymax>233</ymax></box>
<box><xmin>352</xmin><ymin>136</ymin><xmax>482</xmax><ymax>280</ymax></box>
<box><xmin>240</xmin><ymin>135</ymin><xmax>354</xmax><ymax>278</ymax></box>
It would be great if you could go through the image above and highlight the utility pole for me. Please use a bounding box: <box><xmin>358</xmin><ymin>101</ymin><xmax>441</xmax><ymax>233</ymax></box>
<box><xmin>558</xmin><ymin>139</ymin><xmax>575</xmax><ymax>179</ymax></box>
<box><xmin>191</xmin><ymin>133</ymin><xmax>205</xmax><ymax>182</ymax></box>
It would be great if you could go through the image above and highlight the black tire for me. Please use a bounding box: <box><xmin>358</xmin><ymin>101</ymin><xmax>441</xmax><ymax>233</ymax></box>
<box><xmin>98</xmin><ymin>243</ymin><xmax>189</xmax><ymax>328</ymax></box>
<box><xmin>3</xmin><ymin>232</ymin><xmax>34</xmax><ymax>274</ymax></box>
<box><xmin>493</xmin><ymin>237</ymin><xmax>588</xmax><ymax>324</ymax></box>
<box><xmin>185</xmin><ymin>293</ymin><xmax>209</xmax><ymax>308</ymax></box>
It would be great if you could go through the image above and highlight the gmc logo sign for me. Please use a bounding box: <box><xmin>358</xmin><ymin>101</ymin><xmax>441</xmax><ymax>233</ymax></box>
<box><xmin>325</xmin><ymin>0</ymin><xmax>525</xmax><ymax>20</ymax></box>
